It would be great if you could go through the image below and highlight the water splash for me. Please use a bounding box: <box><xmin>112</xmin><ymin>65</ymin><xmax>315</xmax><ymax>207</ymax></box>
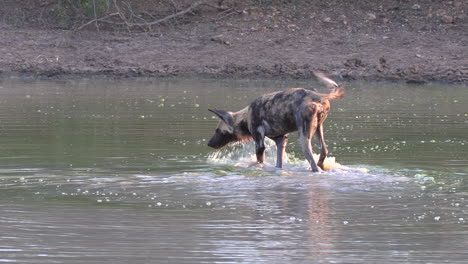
<box><xmin>207</xmin><ymin>138</ymin><xmax>345</xmax><ymax>171</ymax></box>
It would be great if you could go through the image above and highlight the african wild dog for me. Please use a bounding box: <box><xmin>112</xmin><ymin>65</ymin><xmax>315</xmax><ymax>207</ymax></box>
<box><xmin>207</xmin><ymin>72</ymin><xmax>344</xmax><ymax>172</ymax></box>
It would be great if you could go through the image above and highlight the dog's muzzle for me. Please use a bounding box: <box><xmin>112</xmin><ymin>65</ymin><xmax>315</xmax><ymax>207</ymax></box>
<box><xmin>207</xmin><ymin>133</ymin><xmax>235</xmax><ymax>149</ymax></box>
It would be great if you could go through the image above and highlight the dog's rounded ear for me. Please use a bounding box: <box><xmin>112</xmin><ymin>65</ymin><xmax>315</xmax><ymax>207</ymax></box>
<box><xmin>208</xmin><ymin>109</ymin><xmax>234</xmax><ymax>126</ymax></box>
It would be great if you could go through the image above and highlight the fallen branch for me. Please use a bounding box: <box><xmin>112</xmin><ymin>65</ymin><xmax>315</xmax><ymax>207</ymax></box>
<box><xmin>125</xmin><ymin>0</ymin><xmax>208</xmax><ymax>27</ymax></box>
<box><xmin>75</xmin><ymin>0</ymin><xmax>211</xmax><ymax>31</ymax></box>
<box><xmin>75</xmin><ymin>12</ymin><xmax>120</xmax><ymax>31</ymax></box>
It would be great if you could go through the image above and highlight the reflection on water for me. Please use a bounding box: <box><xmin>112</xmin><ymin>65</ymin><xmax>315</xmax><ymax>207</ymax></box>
<box><xmin>0</xmin><ymin>77</ymin><xmax>466</xmax><ymax>263</ymax></box>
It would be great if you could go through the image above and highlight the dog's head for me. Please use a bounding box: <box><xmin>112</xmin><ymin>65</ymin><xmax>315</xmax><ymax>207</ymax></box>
<box><xmin>207</xmin><ymin>109</ymin><xmax>238</xmax><ymax>149</ymax></box>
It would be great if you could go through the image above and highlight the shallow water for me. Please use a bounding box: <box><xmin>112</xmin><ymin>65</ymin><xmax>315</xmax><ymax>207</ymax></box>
<box><xmin>0</xmin><ymin>77</ymin><xmax>466</xmax><ymax>263</ymax></box>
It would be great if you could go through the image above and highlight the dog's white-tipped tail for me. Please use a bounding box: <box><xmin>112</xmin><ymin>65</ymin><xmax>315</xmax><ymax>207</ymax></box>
<box><xmin>314</xmin><ymin>71</ymin><xmax>339</xmax><ymax>89</ymax></box>
<box><xmin>314</xmin><ymin>71</ymin><xmax>344</xmax><ymax>100</ymax></box>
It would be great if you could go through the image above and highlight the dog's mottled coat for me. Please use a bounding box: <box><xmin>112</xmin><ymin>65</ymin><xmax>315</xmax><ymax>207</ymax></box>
<box><xmin>208</xmin><ymin>73</ymin><xmax>344</xmax><ymax>172</ymax></box>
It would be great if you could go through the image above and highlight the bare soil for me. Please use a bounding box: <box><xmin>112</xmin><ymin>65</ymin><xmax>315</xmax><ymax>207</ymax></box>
<box><xmin>0</xmin><ymin>0</ymin><xmax>467</xmax><ymax>83</ymax></box>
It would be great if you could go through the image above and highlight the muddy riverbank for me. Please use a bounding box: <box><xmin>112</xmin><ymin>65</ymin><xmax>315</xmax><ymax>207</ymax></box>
<box><xmin>0</xmin><ymin>1</ymin><xmax>467</xmax><ymax>83</ymax></box>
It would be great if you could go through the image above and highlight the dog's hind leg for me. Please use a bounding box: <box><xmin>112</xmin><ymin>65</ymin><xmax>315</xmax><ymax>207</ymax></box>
<box><xmin>273</xmin><ymin>134</ymin><xmax>288</xmax><ymax>168</ymax></box>
<box><xmin>316</xmin><ymin>124</ymin><xmax>328</xmax><ymax>170</ymax></box>
<box><xmin>298</xmin><ymin>113</ymin><xmax>321</xmax><ymax>172</ymax></box>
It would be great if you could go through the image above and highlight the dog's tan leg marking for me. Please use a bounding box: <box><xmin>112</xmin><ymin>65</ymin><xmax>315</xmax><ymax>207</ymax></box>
<box><xmin>274</xmin><ymin>134</ymin><xmax>288</xmax><ymax>168</ymax></box>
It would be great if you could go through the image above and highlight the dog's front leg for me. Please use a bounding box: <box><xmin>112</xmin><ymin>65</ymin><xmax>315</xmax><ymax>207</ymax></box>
<box><xmin>273</xmin><ymin>134</ymin><xmax>288</xmax><ymax>168</ymax></box>
<box><xmin>253</xmin><ymin>129</ymin><xmax>266</xmax><ymax>164</ymax></box>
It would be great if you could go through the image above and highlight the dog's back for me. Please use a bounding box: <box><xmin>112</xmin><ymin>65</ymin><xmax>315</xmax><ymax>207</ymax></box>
<box><xmin>248</xmin><ymin>88</ymin><xmax>335</xmax><ymax>138</ymax></box>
